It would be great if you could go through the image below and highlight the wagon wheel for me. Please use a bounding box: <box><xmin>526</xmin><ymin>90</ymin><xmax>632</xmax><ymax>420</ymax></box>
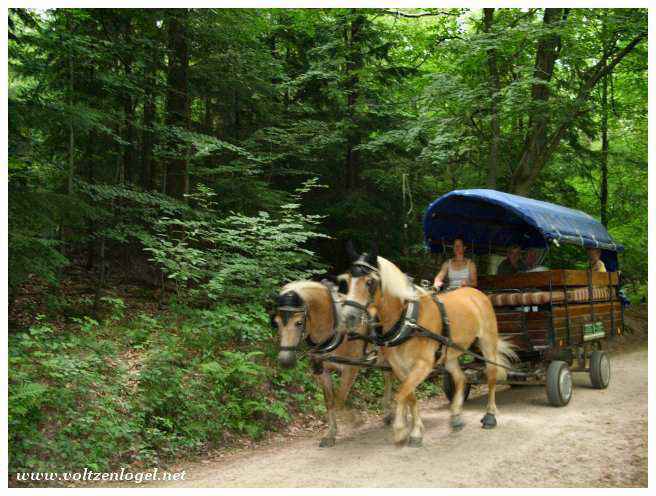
<box><xmin>589</xmin><ymin>350</ymin><xmax>611</xmax><ymax>389</ymax></box>
<box><xmin>441</xmin><ymin>370</ymin><xmax>471</xmax><ymax>403</ymax></box>
<box><xmin>545</xmin><ymin>360</ymin><xmax>573</xmax><ymax>407</ymax></box>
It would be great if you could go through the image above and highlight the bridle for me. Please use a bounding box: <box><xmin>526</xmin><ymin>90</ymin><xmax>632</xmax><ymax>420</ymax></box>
<box><xmin>343</xmin><ymin>257</ymin><xmax>420</xmax><ymax>347</ymax></box>
<box><xmin>342</xmin><ymin>258</ymin><xmax>381</xmax><ymax>330</ymax></box>
<box><xmin>275</xmin><ymin>291</ymin><xmax>344</xmax><ymax>355</ymax></box>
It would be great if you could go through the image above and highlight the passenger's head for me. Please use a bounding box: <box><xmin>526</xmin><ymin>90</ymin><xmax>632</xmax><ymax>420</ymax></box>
<box><xmin>452</xmin><ymin>237</ymin><xmax>465</xmax><ymax>258</ymax></box>
<box><xmin>587</xmin><ymin>247</ymin><xmax>601</xmax><ymax>263</ymax></box>
<box><xmin>525</xmin><ymin>248</ymin><xmax>539</xmax><ymax>268</ymax></box>
<box><xmin>507</xmin><ymin>244</ymin><xmax>521</xmax><ymax>265</ymax></box>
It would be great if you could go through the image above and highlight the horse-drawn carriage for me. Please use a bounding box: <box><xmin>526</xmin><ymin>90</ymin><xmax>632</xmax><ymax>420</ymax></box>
<box><xmin>424</xmin><ymin>189</ymin><xmax>624</xmax><ymax>406</ymax></box>
<box><xmin>273</xmin><ymin>188</ymin><xmax>626</xmax><ymax>446</ymax></box>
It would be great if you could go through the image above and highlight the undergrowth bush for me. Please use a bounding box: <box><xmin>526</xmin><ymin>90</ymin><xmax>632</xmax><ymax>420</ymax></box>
<box><xmin>8</xmin><ymin>305</ymin><xmax>322</xmax><ymax>480</ymax></box>
<box><xmin>9</xmin><ymin>316</ymin><xmax>140</xmax><ymax>474</ymax></box>
<box><xmin>140</xmin><ymin>179</ymin><xmax>328</xmax><ymax>304</ymax></box>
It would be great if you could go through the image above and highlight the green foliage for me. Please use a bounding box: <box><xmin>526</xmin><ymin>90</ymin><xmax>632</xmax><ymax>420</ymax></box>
<box><xmin>139</xmin><ymin>346</ymin><xmax>290</xmax><ymax>448</ymax></box>
<box><xmin>8</xmin><ymin>308</ymin><xmax>320</xmax><ymax>478</ymax></box>
<box><xmin>7</xmin><ymin>7</ymin><xmax>648</xmax><ymax>480</ymax></box>
<box><xmin>9</xmin><ymin>317</ymin><xmax>140</xmax><ymax>474</ymax></box>
<box><xmin>140</xmin><ymin>180</ymin><xmax>328</xmax><ymax>303</ymax></box>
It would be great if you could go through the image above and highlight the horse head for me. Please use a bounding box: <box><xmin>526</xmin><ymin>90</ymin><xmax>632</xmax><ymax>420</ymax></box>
<box><xmin>272</xmin><ymin>281</ymin><xmax>340</xmax><ymax>369</ymax></box>
<box><xmin>272</xmin><ymin>290</ymin><xmax>307</xmax><ymax>369</ymax></box>
<box><xmin>342</xmin><ymin>242</ymin><xmax>382</xmax><ymax>332</ymax></box>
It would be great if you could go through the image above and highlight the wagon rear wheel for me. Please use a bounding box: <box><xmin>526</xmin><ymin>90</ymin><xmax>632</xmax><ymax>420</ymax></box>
<box><xmin>589</xmin><ymin>350</ymin><xmax>611</xmax><ymax>389</ymax></box>
<box><xmin>546</xmin><ymin>360</ymin><xmax>572</xmax><ymax>407</ymax></box>
<box><xmin>442</xmin><ymin>371</ymin><xmax>471</xmax><ymax>403</ymax></box>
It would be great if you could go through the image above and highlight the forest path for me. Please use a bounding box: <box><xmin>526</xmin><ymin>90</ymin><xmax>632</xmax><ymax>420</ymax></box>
<box><xmin>137</xmin><ymin>345</ymin><xmax>648</xmax><ymax>488</ymax></box>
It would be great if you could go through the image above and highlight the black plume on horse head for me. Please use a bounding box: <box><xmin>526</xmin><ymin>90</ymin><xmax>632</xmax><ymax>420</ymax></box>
<box><xmin>345</xmin><ymin>239</ymin><xmax>360</xmax><ymax>261</ymax></box>
<box><xmin>275</xmin><ymin>290</ymin><xmax>305</xmax><ymax>325</ymax></box>
<box><xmin>346</xmin><ymin>241</ymin><xmax>379</xmax><ymax>276</ymax></box>
<box><xmin>276</xmin><ymin>290</ymin><xmax>304</xmax><ymax>309</ymax></box>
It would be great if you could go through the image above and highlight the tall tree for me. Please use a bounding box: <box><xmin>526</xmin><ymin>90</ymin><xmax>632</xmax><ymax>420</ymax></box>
<box><xmin>483</xmin><ymin>8</ymin><xmax>501</xmax><ymax>189</ymax></box>
<box><xmin>509</xmin><ymin>8</ymin><xmax>566</xmax><ymax>194</ymax></box>
<box><xmin>164</xmin><ymin>9</ymin><xmax>190</xmax><ymax>199</ymax></box>
<box><xmin>510</xmin><ymin>9</ymin><xmax>646</xmax><ymax>194</ymax></box>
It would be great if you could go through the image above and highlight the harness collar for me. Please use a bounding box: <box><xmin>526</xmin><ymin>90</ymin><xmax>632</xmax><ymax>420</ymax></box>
<box><xmin>371</xmin><ymin>298</ymin><xmax>420</xmax><ymax>347</ymax></box>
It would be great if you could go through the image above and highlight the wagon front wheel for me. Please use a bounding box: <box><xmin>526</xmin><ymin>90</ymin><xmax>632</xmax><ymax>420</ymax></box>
<box><xmin>546</xmin><ymin>360</ymin><xmax>572</xmax><ymax>407</ymax></box>
<box><xmin>589</xmin><ymin>350</ymin><xmax>611</xmax><ymax>389</ymax></box>
<box><xmin>442</xmin><ymin>371</ymin><xmax>471</xmax><ymax>403</ymax></box>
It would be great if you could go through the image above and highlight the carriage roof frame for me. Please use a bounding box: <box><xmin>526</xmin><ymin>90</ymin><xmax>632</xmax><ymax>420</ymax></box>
<box><xmin>423</xmin><ymin>189</ymin><xmax>623</xmax><ymax>255</ymax></box>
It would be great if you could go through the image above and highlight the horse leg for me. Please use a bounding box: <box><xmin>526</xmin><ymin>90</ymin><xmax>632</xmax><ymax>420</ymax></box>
<box><xmin>478</xmin><ymin>337</ymin><xmax>500</xmax><ymax>429</ymax></box>
<box><xmin>314</xmin><ymin>367</ymin><xmax>337</xmax><ymax>447</ymax></box>
<box><xmin>444</xmin><ymin>355</ymin><xmax>467</xmax><ymax>432</ymax></box>
<box><xmin>335</xmin><ymin>365</ymin><xmax>360</xmax><ymax>425</ymax></box>
<box><xmin>393</xmin><ymin>360</ymin><xmax>432</xmax><ymax>446</ymax></box>
<box><xmin>382</xmin><ymin>370</ymin><xmax>394</xmax><ymax>426</ymax></box>
<box><xmin>406</xmin><ymin>392</ymin><xmax>424</xmax><ymax>447</ymax></box>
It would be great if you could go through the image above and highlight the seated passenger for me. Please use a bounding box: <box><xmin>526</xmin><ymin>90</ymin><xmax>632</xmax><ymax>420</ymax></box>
<box><xmin>524</xmin><ymin>248</ymin><xmax>548</xmax><ymax>272</ymax></box>
<box><xmin>587</xmin><ymin>247</ymin><xmax>606</xmax><ymax>272</ymax></box>
<box><xmin>433</xmin><ymin>237</ymin><xmax>478</xmax><ymax>291</ymax></box>
<box><xmin>496</xmin><ymin>244</ymin><xmax>526</xmax><ymax>275</ymax></box>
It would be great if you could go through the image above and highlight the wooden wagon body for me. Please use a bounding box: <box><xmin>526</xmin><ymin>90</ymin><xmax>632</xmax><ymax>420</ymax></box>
<box><xmin>423</xmin><ymin>189</ymin><xmax>625</xmax><ymax>405</ymax></box>
<box><xmin>479</xmin><ymin>269</ymin><xmax>623</xmax><ymax>360</ymax></box>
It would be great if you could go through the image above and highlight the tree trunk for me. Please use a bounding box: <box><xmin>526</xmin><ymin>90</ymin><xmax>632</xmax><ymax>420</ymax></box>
<box><xmin>510</xmin><ymin>8</ymin><xmax>565</xmax><ymax>195</ymax></box>
<box><xmin>123</xmin><ymin>90</ymin><xmax>136</xmax><ymax>184</ymax></box>
<box><xmin>600</xmin><ymin>69</ymin><xmax>609</xmax><ymax>227</ymax></box>
<box><xmin>117</xmin><ymin>16</ymin><xmax>137</xmax><ymax>185</ymax></box>
<box><xmin>483</xmin><ymin>8</ymin><xmax>501</xmax><ymax>189</ymax></box>
<box><xmin>203</xmin><ymin>96</ymin><xmax>214</xmax><ymax>134</ymax></box>
<box><xmin>536</xmin><ymin>31</ymin><xmax>646</xmax><ymax>184</ymax></box>
<box><xmin>344</xmin><ymin>11</ymin><xmax>365</xmax><ymax>191</ymax></box>
<box><xmin>509</xmin><ymin>13</ymin><xmax>645</xmax><ymax>196</ymax></box>
<box><xmin>143</xmin><ymin>93</ymin><xmax>156</xmax><ymax>191</ymax></box>
<box><xmin>164</xmin><ymin>10</ymin><xmax>190</xmax><ymax>200</ymax></box>
<box><xmin>67</xmin><ymin>18</ymin><xmax>75</xmax><ymax>195</ymax></box>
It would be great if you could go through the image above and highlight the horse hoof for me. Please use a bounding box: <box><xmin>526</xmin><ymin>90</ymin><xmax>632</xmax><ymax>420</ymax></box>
<box><xmin>319</xmin><ymin>437</ymin><xmax>336</xmax><ymax>448</ymax></box>
<box><xmin>383</xmin><ymin>413</ymin><xmax>394</xmax><ymax>426</ymax></box>
<box><xmin>450</xmin><ymin>416</ymin><xmax>465</xmax><ymax>432</ymax></box>
<box><xmin>481</xmin><ymin>413</ymin><xmax>497</xmax><ymax>429</ymax></box>
<box><xmin>393</xmin><ymin>427</ymin><xmax>409</xmax><ymax>446</ymax></box>
<box><xmin>408</xmin><ymin>436</ymin><xmax>423</xmax><ymax>448</ymax></box>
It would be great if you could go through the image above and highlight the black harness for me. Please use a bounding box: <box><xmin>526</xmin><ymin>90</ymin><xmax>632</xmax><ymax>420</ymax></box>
<box><xmin>369</xmin><ymin>294</ymin><xmax>452</xmax><ymax>349</ymax></box>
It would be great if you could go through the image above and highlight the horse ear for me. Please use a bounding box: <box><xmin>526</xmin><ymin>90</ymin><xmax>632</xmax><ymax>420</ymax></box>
<box><xmin>367</xmin><ymin>242</ymin><xmax>379</xmax><ymax>266</ymax></box>
<box><xmin>345</xmin><ymin>240</ymin><xmax>359</xmax><ymax>261</ymax></box>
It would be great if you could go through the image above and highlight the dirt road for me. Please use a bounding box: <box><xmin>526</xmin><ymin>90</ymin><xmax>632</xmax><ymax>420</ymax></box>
<box><xmin>131</xmin><ymin>345</ymin><xmax>647</xmax><ymax>488</ymax></box>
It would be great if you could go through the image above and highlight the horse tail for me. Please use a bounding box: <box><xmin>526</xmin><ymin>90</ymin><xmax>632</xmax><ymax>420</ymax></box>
<box><xmin>495</xmin><ymin>336</ymin><xmax>519</xmax><ymax>381</ymax></box>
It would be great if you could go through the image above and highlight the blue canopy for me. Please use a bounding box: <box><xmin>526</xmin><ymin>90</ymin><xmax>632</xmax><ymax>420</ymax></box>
<box><xmin>423</xmin><ymin>189</ymin><xmax>622</xmax><ymax>253</ymax></box>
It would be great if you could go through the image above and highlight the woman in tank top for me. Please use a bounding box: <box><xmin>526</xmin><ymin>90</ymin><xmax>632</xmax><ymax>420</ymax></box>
<box><xmin>433</xmin><ymin>237</ymin><xmax>478</xmax><ymax>291</ymax></box>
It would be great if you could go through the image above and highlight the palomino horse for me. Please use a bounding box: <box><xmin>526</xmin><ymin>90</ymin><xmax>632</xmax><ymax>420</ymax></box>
<box><xmin>274</xmin><ymin>280</ymin><xmax>394</xmax><ymax>447</ymax></box>
<box><xmin>341</xmin><ymin>246</ymin><xmax>517</xmax><ymax>447</ymax></box>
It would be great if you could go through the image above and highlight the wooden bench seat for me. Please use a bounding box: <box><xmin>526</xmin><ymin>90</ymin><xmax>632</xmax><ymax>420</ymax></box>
<box><xmin>487</xmin><ymin>286</ymin><xmax>612</xmax><ymax>307</ymax></box>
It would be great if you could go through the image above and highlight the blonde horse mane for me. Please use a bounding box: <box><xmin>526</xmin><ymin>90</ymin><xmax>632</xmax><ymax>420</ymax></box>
<box><xmin>376</xmin><ymin>256</ymin><xmax>418</xmax><ymax>302</ymax></box>
<box><xmin>280</xmin><ymin>280</ymin><xmax>330</xmax><ymax>304</ymax></box>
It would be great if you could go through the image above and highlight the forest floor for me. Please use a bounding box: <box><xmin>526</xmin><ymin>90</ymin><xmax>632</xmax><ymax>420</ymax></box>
<box><xmin>90</xmin><ymin>305</ymin><xmax>649</xmax><ymax>489</ymax></box>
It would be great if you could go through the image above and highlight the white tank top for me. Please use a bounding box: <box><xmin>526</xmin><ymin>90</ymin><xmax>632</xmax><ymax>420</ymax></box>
<box><xmin>446</xmin><ymin>259</ymin><xmax>470</xmax><ymax>291</ymax></box>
